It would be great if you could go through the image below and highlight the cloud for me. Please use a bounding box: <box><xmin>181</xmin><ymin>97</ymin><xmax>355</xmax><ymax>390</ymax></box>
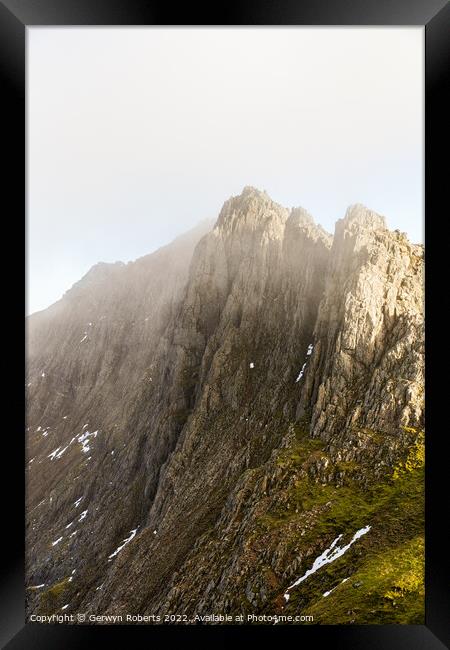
<box><xmin>28</xmin><ymin>27</ymin><xmax>423</xmax><ymax>314</ymax></box>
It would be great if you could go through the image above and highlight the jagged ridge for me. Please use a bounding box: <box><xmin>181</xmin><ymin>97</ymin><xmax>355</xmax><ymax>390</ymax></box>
<box><xmin>26</xmin><ymin>188</ymin><xmax>424</xmax><ymax>624</ymax></box>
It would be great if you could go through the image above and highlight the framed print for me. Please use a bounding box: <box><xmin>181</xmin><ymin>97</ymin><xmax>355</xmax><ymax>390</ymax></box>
<box><xmin>1</xmin><ymin>0</ymin><xmax>448</xmax><ymax>648</ymax></box>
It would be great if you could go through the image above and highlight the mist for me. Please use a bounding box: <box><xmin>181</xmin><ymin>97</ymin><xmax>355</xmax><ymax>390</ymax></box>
<box><xmin>28</xmin><ymin>27</ymin><xmax>423</xmax><ymax>314</ymax></box>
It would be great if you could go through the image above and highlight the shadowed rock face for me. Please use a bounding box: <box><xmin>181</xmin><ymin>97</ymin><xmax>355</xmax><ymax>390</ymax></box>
<box><xmin>26</xmin><ymin>188</ymin><xmax>424</xmax><ymax>624</ymax></box>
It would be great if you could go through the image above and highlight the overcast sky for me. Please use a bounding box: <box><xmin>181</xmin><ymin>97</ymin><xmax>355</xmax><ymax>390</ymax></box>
<box><xmin>28</xmin><ymin>27</ymin><xmax>423</xmax><ymax>315</ymax></box>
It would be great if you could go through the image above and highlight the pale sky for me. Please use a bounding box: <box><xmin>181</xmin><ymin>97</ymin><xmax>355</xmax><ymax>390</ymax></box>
<box><xmin>27</xmin><ymin>27</ymin><xmax>424</xmax><ymax>315</ymax></box>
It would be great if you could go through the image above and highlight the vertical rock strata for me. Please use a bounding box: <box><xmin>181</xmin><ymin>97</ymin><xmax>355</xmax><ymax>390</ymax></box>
<box><xmin>26</xmin><ymin>188</ymin><xmax>424</xmax><ymax>624</ymax></box>
<box><xmin>299</xmin><ymin>204</ymin><xmax>424</xmax><ymax>439</ymax></box>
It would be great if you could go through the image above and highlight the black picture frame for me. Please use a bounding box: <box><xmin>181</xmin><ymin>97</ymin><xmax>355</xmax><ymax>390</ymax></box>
<box><xmin>2</xmin><ymin>1</ymin><xmax>448</xmax><ymax>647</ymax></box>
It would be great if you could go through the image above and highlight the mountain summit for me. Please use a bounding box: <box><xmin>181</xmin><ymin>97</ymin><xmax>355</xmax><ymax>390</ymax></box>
<box><xmin>26</xmin><ymin>188</ymin><xmax>424</xmax><ymax>624</ymax></box>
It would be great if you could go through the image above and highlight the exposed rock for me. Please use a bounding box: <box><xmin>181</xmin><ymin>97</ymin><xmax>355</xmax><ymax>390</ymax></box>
<box><xmin>26</xmin><ymin>188</ymin><xmax>424</xmax><ymax>625</ymax></box>
<box><xmin>298</xmin><ymin>203</ymin><xmax>424</xmax><ymax>446</ymax></box>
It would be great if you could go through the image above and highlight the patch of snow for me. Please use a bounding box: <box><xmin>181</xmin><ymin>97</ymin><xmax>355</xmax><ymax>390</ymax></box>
<box><xmin>69</xmin><ymin>530</ymin><xmax>78</xmax><ymax>537</ymax></box>
<box><xmin>63</xmin><ymin>416</ymin><xmax>68</xmax><ymax>420</ymax></box>
<box><xmin>295</xmin><ymin>363</ymin><xmax>307</xmax><ymax>383</ymax></box>
<box><xmin>48</xmin><ymin>447</ymin><xmax>61</xmax><ymax>460</ymax></box>
<box><xmin>61</xmin><ymin>604</ymin><xmax>69</xmax><ymax>610</ymax></box>
<box><xmin>65</xmin><ymin>521</ymin><xmax>74</xmax><ymax>529</ymax></box>
<box><xmin>284</xmin><ymin>526</ymin><xmax>371</xmax><ymax>601</ymax></box>
<box><xmin>324</xmin><ymin>577</ymin><xmax>350</xmax><ymax>597</ymax></box>
<box><xmin>32</xmin><ymin>584</ymin><xmax>45</xmax><ymax>589</ymax></box>
<box><xmin>74</xmin><ymin>497</ymin><xmax>83</xmax><ymax>508</ymax></box>
<box><xmin>249</xmin><ymin>362</ymin><xmax>255</xmax><ymax>369</ymax></box>
<box><xmin>36</xmin><ymin>427</ymin><xmax>42</xmax><ymax>432</ymax></box>
<box><xmin>78</xmin><ymin>510</ymin><xmax>88</xmax><ymax>522</ymax></box>
<box><xmin>41</xmin><ymin>373</ymin><xmax>46</xmax><ymax>378</ymax></box>
<box><xmin>96</xmin><ymin>584</ymin><xmax>103</xmax><ymax>591</ymax></box>
<box><xmin>78</xmin><ymin>429</ymin><xmax>98</xmax><ymax>453</ymax></box>
<box><xmin>55</xmin><ymin>446</ymin><xmax>68</xmax><ymax>459</ymax></box>
<box><xmin>52</xmin><ymin>537</ymin><xmax>63</xmax><ymax>546</ymax></box>
<box><xmin>295</xmin><ymin>343</ymin><xmax>314</xmax><ymax>383</ymax></box>
<box><xmin>28</xmin><ymin>458</ymin><xmax>35</xmax><ymax>464</ymax></box>
<box><xmin>108</xmin><ymin>528</ymin><xmax>138</xmax><ymax>560</ymax></box>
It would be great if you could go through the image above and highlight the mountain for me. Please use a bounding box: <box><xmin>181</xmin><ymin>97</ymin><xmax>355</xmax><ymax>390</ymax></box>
<box><xmin>26</xmin><ymin>187</ymin><xmax>424</xmax><ymax>624</ymax></box>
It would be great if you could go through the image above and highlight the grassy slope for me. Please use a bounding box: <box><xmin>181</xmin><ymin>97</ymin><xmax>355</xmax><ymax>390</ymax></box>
<box><xmin>259</xmin><ymin>426</ymin><xmax>424</xmax><ymax>624</ymax></box>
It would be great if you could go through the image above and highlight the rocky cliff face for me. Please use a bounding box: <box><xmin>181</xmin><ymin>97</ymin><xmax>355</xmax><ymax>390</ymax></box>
<box><xmin>26</xmin><ymin>188</ymin><xmax>424</xmax><ymax>624</ymax></box>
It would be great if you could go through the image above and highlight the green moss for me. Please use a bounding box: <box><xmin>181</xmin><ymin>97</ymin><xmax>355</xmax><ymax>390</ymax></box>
<box><xmin>335</xmin><ymin>460</ymin><xmax>359</xmax><ymax>472</ymax></box>
<box><xmin>48</xmin><ymin>579</ymin><xmax>69</xmax><ymax>597</ymax></box>
<box><xmin>276</xmin><ymin>425</ymin><xmax>325</xmax><ymax>469</ymax></box>
<box><xmin>268</xmin><ymin>422</ymin><xmax>424</xmax><ymax>535</ymax></box>
<box><xmin>317</xmin><ymin>464</ymin><xmax>421</xmax><ymax>537</ymax></box>
<box><xmin>401</xmin><ymin>425</ymin><xmax>419</xmax><ymax>434</ymax></box>
<box><xmin>256</xmin><ymin>423</ymin><xmax>424</xmax><ymax>624</ymax></box>
<box><xmin>303</xmin><ymin>536</ymin><xmax>424</xmax><ymax>624</ymax></box>
<box><xmin>393</xmin><ymin>429</ymin><xmax>424</xmax><ymax>479</ymax></box>
<box><xmin>38</xmin><ymin>577</ymin><xmax>72</xmax><ymax>614</ymax></box>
